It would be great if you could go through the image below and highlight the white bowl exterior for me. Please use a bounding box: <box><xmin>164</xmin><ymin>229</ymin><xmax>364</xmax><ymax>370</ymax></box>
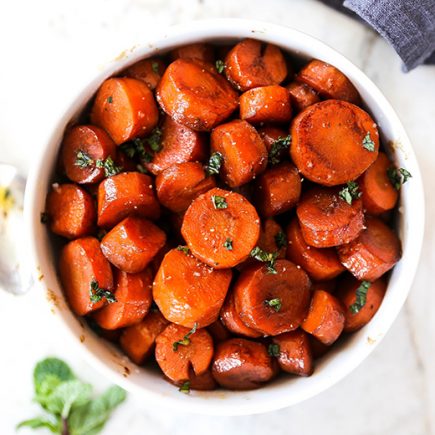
<box><xmin>24</xmin><ymin>19</ymin><xmax>425</xmax><ymax>416</ymax></box>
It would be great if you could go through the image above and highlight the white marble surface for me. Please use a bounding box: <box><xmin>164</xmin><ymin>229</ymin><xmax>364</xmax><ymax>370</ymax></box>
<box><xmin>0</xmin><ymin>0</ymin><xmax>435</xmax><ymax>434</ymax></box>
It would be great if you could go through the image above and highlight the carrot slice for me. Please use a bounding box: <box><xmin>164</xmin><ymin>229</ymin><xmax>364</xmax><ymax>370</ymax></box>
<box><xmin>170</xmin><ymin>43</ymin><xmax>215</xmax><ymax>64</ymax></box>
<box><xmin>337</xmin><ymin>216</ymin><xmax>401</xmax><ymax>281</ymax></box>
<box><xmin>61</xmin><ymin>125</ymin><xmax>117</xmax><ymax>184</ymax></box>
<box><xmin>169</xmin><ymin>369</ymin><xmax>217</xmax><ymax>391</ymax></box>
<box><xmin>153</xmin><ymin>248</ymin><xmax>232</xmax><ymax>328</ymax></box>
<box><xmin>210</xmin><ymin>120</ymin><xmax>268</xmax><ymax>188</ymax></box>
<box><xmin>181</xmin><ymin>188</ymin><xmax>261</xmax><ymax>268</ymax></box>
<box><xmin>212</xmin><ymin>338</ymin><xmax>277</xmax><ymax>390</ymax></box>
<box><xmin>290</xmin><ymin>100</ymin><xmax>379</xmax><ymax>186</ymax></box>
<box><xmin>91</xmin><ymin>77</ymin><xmax>159</xmax><ymax>145</ymax></box>
<box><xmin>120</xmin><ymin>310</ymin><xmax>169</xmax><ymax>365</ymax></box>
<box><xmin>285</xmin><ymin>218</ymin><xmax>344</xmax><ymax>281</ymax></box>
<box><xmin>155</xmin><ymin>323</ymin><xmax>214</xmax><ymax>382</ymax></box>
<box><xmin>297</xmin><ymin>60</ymin><xmax>361</xmax><ymax>104</ymax></box>
<box><xmin>257</xmin><ymin>218</ymin><xmax>286</xmax><ymax>259</ymax></box>
<box><xmin>286</xmin><ymin>82</ymin><xmax>320</xmax><ymax>112</ymax></box>
<box><xmin>258</xmin><ymin>125</ymin><xmax>289</xmax><ymax>152</ymax></box>
<box><xmin>240</xmin><ymin>85</ymin><xmax>292</xmax><ymax>124</ymax></box>
<box><xmin>124</xmin><ymin>58</ymin><xmax>166</xmax><ymax>90</ymax></box>
<box><xmin>101</xmin><ymin>216</ymin><xmax>166</xmax><ymax>273</ymax></box>
<box><xmin>224</xmin><ymin>39</ymin><xmax>287</xmax><ymax>91</ymax></box>
<box><xmin>92</xmin><ymin>268</ymin><xmax>153</xmax><ymax>330</ymax></box>
<box><xmin>207</xmin><ymin>320</ymin><xmax>232</xmax><ymax>343</ymax></box>
<box><xmin>234</xmin><ymin>260</ymin><xmax>311</xmax><ymax>336</ymax></box>
<box><xmin>156</xmin><ymin>162</ymin><xmax>216</xmax><ymax>213</ymax></box>
<box><xmin>46</xmin><ymin>183</ymin><xmax>96</xmax><ymax>239</ymax></box>
<box><xmin>296</xmin><ymin>186</ymin><xmax>364</xmax><ymax>247</ymax></box>
<box><xmin>301</xmin><ymin>290</ymin><xmax>345</xmax><ymax>345</ymax></box>
<box><xmin>59</xmin><ymin>237</ymin><xmax>114</xmax><ymax>316</ymax></box>
<box><xmin>156</xmin><ymin>59</ymin><xmax>238</xmax><ymax>131</ymax></box>
<box><xmin>360</xmin><ymin>152</ymin><xmax>399</xmax><ymax>215</ymax></box>
<box><xmin>97</xmin><ymin>172</ymin><xmax>160</xmax><ymax>228</ymax></box>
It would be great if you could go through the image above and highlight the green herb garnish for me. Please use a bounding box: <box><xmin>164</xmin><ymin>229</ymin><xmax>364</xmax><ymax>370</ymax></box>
<box><xmin>75</xmin><ymin>151</ymin><xmax>94</xmax><ymax>169</ymax></box>
<box><xmin>269</xmin><ymin>135</ymin><xmax>291</xmax><ymax>165</ymax></box>
<box><xmin>339</xmin><ymin>181</ymin><xmax>362</xmax><ymax>205</ymax></box>
<box><xmin>89</xmin><ymin>280</ymin><xmax>116</xmax><ymax>304</ymax></box>
<box><xmin>215</xmin><ymin>59</ymin><xmax>225</xmax><ymax>74</ymax></box>
<box><xmin>387</xmin><ymin>167</ymin><xmax>412</xmax><ymax>190</ymax></box>
<box><xmin>268</xmin><ymin>343</ymin><xmax>280</xmax><ymax>357</ymax></box>
<box><xmin>95</xmin><ymin>156</ymin><xmax>122</xmax><ymax>177</ymax></box>
<box><xmin>362</xmin><ymin>132</ymin><xmax>375</xmax><ymax>152</ymax></box>
<box><xmin>179</xmin><ymin>381</ymin><xmax>190</xmax><ymax>394</ymax></box>
<box><xmin>120</xmin><ymin>138</ymin><xmax>146</xmax><ymax>159</ymax></box>
<box><xmin>211</xmin><ymin>195</ymin><xmax>228</xmax><ymax>210</ymax></box>
<box><xmin>275</xmin><ymin>231</ymin><xmax>287</xmax><ymax>250</ymax></box>
<box><xmin>224</xmin><ymin>238</ymin><xmax>233</xmax><ymax>250</ymax></box>
<box><xmin>151</xmin><ymin>61</ymin><xmax>160</xmax><ymax>74</ymax></box>
<box><xmin>206</xmin><ymin>152</ymin><xmax>223</xmax><ymax>176</ymax></box>
<box><xmin>349</xmin><ymin>281</ymin><xmax>371</xmax><ymax>314</ymax></box>
<box><xmin>145</xmin><ymin>127</ymin><xmax>162</xmax><ymax>152</ymax></box>
<box><xmin>177</xmin><ymin>245</ymin><xmax>190</xmax><ymax>255</ymax></box>
<box><xmin>173</xmin><ymin>323</ymin><xmax>198</xmax><ymax>351</ymax></box>
<box><xmin>107</xmin><ymin>96</ymin><xmax>113</xmax><ymax>104</ymax></box>
<box><xmin>265</xmin><ymin>298</ymin><xmax>282</xmax><ymax>312</ymax></box>
<box><xmin>250</xmin><ymin>247</ymin><xmax>278</xmax><ymax>274</ymax></box>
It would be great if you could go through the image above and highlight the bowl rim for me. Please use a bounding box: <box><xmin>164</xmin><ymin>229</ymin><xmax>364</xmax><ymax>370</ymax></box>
<box><xmin>24</xmin><ymin>18</ymin><xmax>425</xmax><ymax>415</ymax></box>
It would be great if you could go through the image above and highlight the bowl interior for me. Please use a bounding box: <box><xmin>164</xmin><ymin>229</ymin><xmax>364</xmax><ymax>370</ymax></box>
<box><xmin>25</xmin><ymin>19</ymin><xmax>425</xmax><ymax>415</ymax></box>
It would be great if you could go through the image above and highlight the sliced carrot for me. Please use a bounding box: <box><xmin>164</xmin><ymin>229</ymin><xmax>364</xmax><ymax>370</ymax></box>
<box><xmin>207</xmin><ymin>320</ymin><xmax>232</xmax><ymax>343</ymax></box>
<box><xmin>210</xmin><ymin>119</ymin><xmax>268</xmax><ymax>188</ymax></box>
<box><xmin>286</xmin><ymin>81</ymin><xmax>320</xmax><ymax>112</ymax></box>
<box><xmin>90</xmin><ymin>77</ymin><xmax>159</xmax><ymax>145</ymax></box>
<box><xmin>101</xmin><ymin>216</ymin><xmax>166</xmax><ymax>273</ymax></box>
<box><xmin>59</xmin><ymin>237</ymin><xmax>114</xmax><ymax>316</ymax></box>
<box><xmin>290</xmin><ymin>100</ymin><xmax>379</xmax><ymax>186</ymax></box>
<box><xmin>169</xmin><ymin>368</ymin><xmax>217</xmax><ymax>391</ymax></box>
<box><xmin>257</xmin><ymin>218</ymin><xmax>286</xmax><ymax>259</ymax></box>
<box><xmin>337</xmin><ymin>216</ymin><xmax>401</xmax><ymax>281</ymax></box>
<box><xmin>296</xmin><ymin>186</ymin><xmax>364</xmax><ymax>247</ymax></box>
<box><xmin>153</xmin><ymin>248</ymin><xmax>232</xmax><ymax>328</ymax></box>
<box><xmin>170</xmin><ymin>43</ymin><xmax>215</xmax><ymax>64</ymax></box>
<box><xmin>124</xmin><ymin>58</ymin><xmax>166</xmax><ymax>90</ymax></box>
<box><xmin>181</xmin><ymin>188</ymin><xmax>261</xmax><ymax>268</ymax></box>
<box><xmin>257</xmin><ymin>125</ymin><xmax>289</xmax><ymax>152</ymax></box>
<box><xmin>301</xmin><ymin>290</ymin><xmax>345</xmax><ymax>345</ymax></box>
<box><xmin>155</xmin><ymin>323</ymin><xmax>214</xmax><ymax>382</ymax></box>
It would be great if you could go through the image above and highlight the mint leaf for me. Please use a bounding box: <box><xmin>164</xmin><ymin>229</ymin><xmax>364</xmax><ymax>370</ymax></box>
<box><xmin>17</xmin><ymin>416</ymin><xmax>60</xmax><ymax>433</ymax></box>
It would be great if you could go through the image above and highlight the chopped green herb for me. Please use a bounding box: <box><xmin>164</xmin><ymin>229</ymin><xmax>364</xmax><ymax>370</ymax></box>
<box><xmin>269</xmin><ymin>135</ymin><xmax>291</xmax><ymax>165</ymax></box>
<box><xmin>387</xmin><ymin>167</ymin><xmax>412</xmax><ymax>190</ymax></box>
<box><xmin>107</xmin><ymin>96</ymin><xmax>113</xmax><ymax>104</ymax></box>
<box><xmin>142</xmin><ymin>152</ymin><xmax>153</xmax><ymax>163</ymax></box>
<box><xmin>362</xmin><ymin>132</ymin><xmax>375</xmax><ymax>152</ymax></box>
<box><xmin>215</xmin><ymin>59</ymin><xmax>225</xmax><ymax>74</ymax></box>
<box><xmin>224</xmin><ymin>238</ymin><xmax>233</xmax><ymax>250</ymax></box>
<box><xmin>145</xmin><ymin>127</ymin><xmax>162</xmax><ymax>152</ymax></box>
<box><xmin>151</xmin><ymin>61</ymin><xmax>160</xmax><ymax>74</ymax></box>
<box><xmin>89</xmin><ymin>280</ymin><xmax>117</xmax><ymax>304</ymax></box>
<box><xmin>339</xmin><ymin>181</ymin><xmax>362</xmax><ymax>205</ymax></box>
<box><xmin>173</xmin><ymin>323</ymin><xmax>198</xmax><ymax>351</ymax></box>
<box><xmin>40</xmin><ymin>212</ymin><xmax>49</xmax><ymax>224</ymax></box>
<box><xmin>349</xmin><ymin>281</ymin><xmax>371</xmax><ymax>314</ymax></box>
<box><xmin>177</xmin><ymin>245</ymin><xmax>190</xmax><ymax>255</ymax></box>
<box><xmin>250</xmin><ymin>247</ymin><xmax>279</xmax><ymax>274</ymax></box>
<box><xmin>265</xmin><ymin>298</ymin><xmax>282</xmax><ymax>312</ymax></box>
<box><xmin>268</xmin><ymin>343</ymin><xmax>280</xmax><ymax>357</ymax></box>
<box><xmin>275</xmin><ymin>231</ymin><xmax>287</xmax><ymax>250</ymax></box>
<box><xmin>136</xmin><ymin>164</ymin><xmax>148</xmax><ymax>174</ymax></box>
<box><xmin>95</xmin><ymin>156</ymin><xmax>122</xmax><ymax>177</ymax></box>
<box><xmin>211</xmin><ymin>195</ymin><xmax>228</xmax><ymax>209</ymax></box>
<box><xmin>75</xmin><ymin>150</ymin><xmax>94</xmax><ymax>168</ymax></box>
<box><xmin>206</xmin><ymin>152</ymin><xmax>223</xmax><ymax>176</ymax></box>
<box><xmin>179</xmin><ymin>381</ymin><xmax>190</xmax><ymax>394</ymax></box>
<box><xmin>120</xmin><ymin>138</ymin><xmax>146</xmax><ymax>159</ymax></box>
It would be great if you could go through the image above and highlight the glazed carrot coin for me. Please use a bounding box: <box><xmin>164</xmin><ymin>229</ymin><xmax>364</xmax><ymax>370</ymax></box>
<box><xmin>285</xmin><ymin>218</ymin><xmax>344</xmax><ymax>281</ymax></box>
<box><xmin>234</xmin><ymin>260</ymin><xmax>312</xmax><ymax>336</ymax></box>
<box><xmin>170</xmin><ymin>43</ymin><xmax>215</xmax><ymax>64</ymax></box>
<box><xmin>97</xmin><ymin>172</ymin><xmax>160</xmax><ymax>228</ymax></box>
<box><xmin>90</xmin><ymin>77</ymin><xmax>159</xmax><ymax>145</ymax></box>
<box><xmin>93</xmin><ymin>268</ymin><xmax>153</xmax><ymax>330</ymax></box>
<box><xmin>301</xmin><ymin>290</ymin><xmax>345</xmax><ymax>345</ymax></box>
<box><xmin>61</xmin><ymin>125</ymin><xmax>117</xmax><ymax>184</ymax></box>
<box><xmin>101</xmin><ymin>216</ymin><xmax>166</xmax><ymax>273</ymax></box>
<box><xmin>224</xmin><ymin>39</ymin><xmax>287</xmax><ymax>91</ymax></box>
<box><xmin>297</xmin><ymin>59</ymin><xmax>361</xmax><ymax>104</ymax></box>
<box><xmin>124</xmin><ymin>58</ymin><xmax>166</xmax><ymax>90</ymax></box>
<box><xmin>59</xmin><ymin>237</ymin><xmax>114</xmax><ymax>316</ymax></box>
<box><xmin>337</xmin><ymin>216</ymin><xmax>401</xmax><ymax>281</ymax></box>
<box><xmin>153</xmin><ymin>248</ymin><xmax>232</xmax><ymax>328</ymax></box>
<box><xmin>210</xmin><ymin>120</ymin><xmax>268</xmax><ymax>188</ymax></box>
<box><xmin>257</xmin><ymin>218</ymin><xmax>287</xmax><ymax>259</ymax></box>
<box><xmin>155</xmin><ymin>323</ymin><xmax>214</xmax><ymax>382</ymax></box>
<box><xmin>290</xmin><ymin>100</ymin><xmax>379</xmax><ymax>186</ymax></box>
<box><xmin>296</xmin><ymin>186</ymin><xmax>364</xmax><ymax>248</ymax></box>
<box><xmin>156</xmin><ymin>162</ymin><xmax>216</xmax><ymax>213</ymax></box>
<box><xmin>286</xmin><ymin>82</ymin><xmax>320</xmax><ymax>112</ymax></box>
<box><xmin>156</xmin><ymin>59</ymin><xmax>238</xmax><ymax>131</ymax></box>
<box><xmin>240</xmin><ymin>85</ymin><xmax>292</xmax><ymax>124</ymax></box>
<box><xmin>181</xmin><ymin>188</ymin><xmax>261</xmax><ymax>268</ymax></box>
<box><xmin>46</xmin><ymin>183</ymin><xmax>96</xmax><ymax>239</ymax></box>
<box><xmin>257</xmin><ymin>125</ymin><xmax>289</xmax><ymax>152</ymax></box>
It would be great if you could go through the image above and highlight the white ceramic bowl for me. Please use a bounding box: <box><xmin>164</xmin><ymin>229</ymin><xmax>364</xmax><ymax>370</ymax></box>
<box><xmin>24</xmin><ymin>19</ymin><xmax>425</xmax><ymax>416</ymax></box>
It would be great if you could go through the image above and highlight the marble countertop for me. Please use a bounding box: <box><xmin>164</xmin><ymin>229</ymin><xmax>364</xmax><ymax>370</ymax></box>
<box><xmin>0</xmin><ymin>0</ymin><xmax>434</xmax><ymax>434</ymax></box>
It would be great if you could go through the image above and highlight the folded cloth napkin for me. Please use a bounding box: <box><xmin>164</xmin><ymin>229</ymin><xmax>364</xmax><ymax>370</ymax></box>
<box><xmin>319</xmin><ymin>0</ymin><xmax>435</xmax><ymax>71</ymax></box>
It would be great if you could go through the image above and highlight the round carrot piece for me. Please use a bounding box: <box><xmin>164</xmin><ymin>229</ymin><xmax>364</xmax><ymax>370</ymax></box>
<box><xmin>285</xmin><ymin>218</ymin><xmax>344</xmax><ymax>281</ymax></box>
<box><xmin>297</xmin><ymin>59</ymin><xmax>361</xmax><ymax>104</ymax></box>
<box><xmin>90</xmin><ymin>77</ymin><xmax>159</xmax><ymax>145</ymax></box>
<box><xmin>272</xmin><ymin>330</ymin><xmax>313</xmax><ymax>376</ymax></box>
<box><xmin>257</xmin><ymin>218</ymin><xmax>287</xmax><ymax>259</ymax></box>
<box><xmin>170</xmin><ymin>43</ymin><xmax>215</xmax><ymax>64</ymax></box>
<box><xmin>212</xmin><ymin>338</ymin><xmax>277</xmax><ymax>390</ymax></box>
<box><xmin>258</xmin><ymin>125</ymin><xmax>289</xmax><ymax>152</ymax></box>
<box><xmin>336</xmin><ymin>276</ymin><xmax>386</xmax><ymax>332</ymax></box>
<box><xmin>234</xmin><ymin>260</ymin><xmax>312</xmax><ymax>336</ymax></box>
<box><xmin>360</xmin><ymin>152</ymin><xmax>399</xmax><ymax>215</ymax></box>
<box><xmin>290</xmin><ymin>100</ymin><xmax>379</xmax><ymax>186</ymax></box>
<box><xmin>155</xmin><ymin>323</ymin><xmax>214</xmax><ymax>382</ymax></box>
<box><xmin>156</xmin><ymin>59</ymin><xmax>238</xmax><ymax>131</ymax></box>
<box><xmin>207</xmin><ymin>319</ymin><xmax>232</xmax><ymax>343</ymax></box>
<box><xmin>254</xmin><ymin>162</ymin><xmax>301</xmax><ymax>217</ymax></box>
<box><xmin>240</xmin><ymin>85</ymin><xmax>292</xmax><ymax>124</ymax></box>
<box><xmin>97</xmin><ymin>172</ymin><xmax>160</xmax><ymax>228</ymax></box>
<box><xmin>286</xmin><ymin>81</ymin><xmax>320</xmax><ymax>112</ymax></box>
<box><xmin>101</xmin><ymin>216</ymin><xmax>166</xmax><ymax>273</ymax></box>
<box><xmin>170</xmin><ymin>369</ymin><xmax>217</xmax><ymax>391</ymax></box>
<box><xmin>120</xmin><ymin>310</ymin><xmax>169</xmax><ymax>365</ymax></box>
<box><xmin>59</xmin><ymin>237</ymin><xmax>114</xmax><ymax>316</ymax></box>
<box><xmin>61</xmin><ymin>125</ymin><xmax>117</xmax><ymax>184</ymax></box>
<box><xmin>224</xmin><ymin>39</ymin><xmax>287</xmax><ymax>91</ymax></box>
<box><xmin>144</xmin><ymin>116</ymin><xmax>207</xmax><ymax>175</ymax></box>
<box><xmin>296</xmin><ymin>186</ymin><xmax>364</xmax><ymax>248</ymax></box>
<box><xmin>92</xmin><ymin>268</ymin><xmax>153</xmax><ymax>330</ymax></box>
<box><xmin>210</xmin><ymin>120</ymin><xmax>268</xmax><ymax>188</ymax></box>
<box><xmin>124</xmin><ymin>58</ymin><xmax>166</xmax><ymax>90</ymax></box>
<box><xmin>156</xmin><ymin>162</ymin><xmax>216</xmax><ymax>213</ymax></box>
<box><xmin>46</xmin><ymin>183</ymin><xmax>96</xmax><ymax>239</ymax></box>
<box><xmin>301</xmin><ymin>290</ymin><xmax>345</xmax><ymax>345</ymax></box>
<box><xmin>337</xmin><ymin>216</ymin><xmax>401</xmax><ymax>281</ymax></box>
<box><xmin>153</xmin><ymin>248</ymin><xmax>232</xmax><ymax>328</ymax></box>
<box><xmin>181</xmin><ymin>188</ymin><xmax>261</xmax><ymax>268</ymax></box>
